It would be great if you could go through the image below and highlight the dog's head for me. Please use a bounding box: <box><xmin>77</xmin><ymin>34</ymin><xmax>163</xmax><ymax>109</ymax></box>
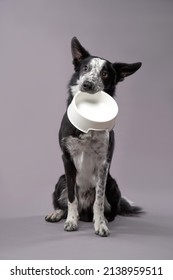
<box><xmin>69</xmin><ymin>37</ymin><xmax>142</xmax><ymax>98</ymax></box>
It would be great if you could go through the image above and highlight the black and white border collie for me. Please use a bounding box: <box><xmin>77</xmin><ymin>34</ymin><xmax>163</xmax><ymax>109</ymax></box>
<box><xmin>45</xmin><ymin>37</ymin><xmax>142</xmax><ymax>237</ymax></box>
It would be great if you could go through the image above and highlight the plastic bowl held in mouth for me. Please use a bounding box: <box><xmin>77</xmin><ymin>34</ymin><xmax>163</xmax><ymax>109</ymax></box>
<box><xmin>67</xmin><ymin>91</ymin><xmax>119</xmax><ymax>133</ymax></box>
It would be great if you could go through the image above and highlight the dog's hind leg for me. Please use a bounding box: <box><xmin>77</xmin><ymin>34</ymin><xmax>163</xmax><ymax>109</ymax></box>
<box><xmin>45</xmin><ymin>209</ymin><xmax>66</xmax><ymax>222</ymax></box>
<box><xmin>105</xmin><ymin>173</ymin><xmax>143</xmax><ymax>219</ymax></box>
<box><xmin>45</xmin><ymin>175</ymin><xmax>67</xmax><ymax>222</ymax></box>
<box><xmin>104</xmin><ymin>173</ymin><xmax>121</xmax><ymax>222</ymax></box>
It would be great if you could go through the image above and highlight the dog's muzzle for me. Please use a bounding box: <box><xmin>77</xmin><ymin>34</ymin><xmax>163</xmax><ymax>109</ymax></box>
<box><xmin>81</xmin><ymin>81</ymin><xmax>95</xmax><ymax>93</ymax></box>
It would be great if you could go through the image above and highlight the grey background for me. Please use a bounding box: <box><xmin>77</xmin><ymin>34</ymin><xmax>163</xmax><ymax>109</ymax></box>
<box><xmin>0</xmin><ymin>0</ymin><xmax>173</xmax><ymax>259</ymax></box>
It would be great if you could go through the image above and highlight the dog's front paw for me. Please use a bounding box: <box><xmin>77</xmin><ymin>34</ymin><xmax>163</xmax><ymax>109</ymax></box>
<box><xmin>64</xmin><ymin>220</ymin><xmax>78</xmax><ymax>231</ymax></box>
<box><xmin>94</xmin><ymin>221</ymin><xmax>110</xmax><ymax>237</ymax></box>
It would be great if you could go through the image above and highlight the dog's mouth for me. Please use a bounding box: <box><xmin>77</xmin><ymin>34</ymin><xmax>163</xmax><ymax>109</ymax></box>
<box><xmin>80</xmin><ymin>81</ymin><xmax>102</xmax><ymax>94</ymax></box>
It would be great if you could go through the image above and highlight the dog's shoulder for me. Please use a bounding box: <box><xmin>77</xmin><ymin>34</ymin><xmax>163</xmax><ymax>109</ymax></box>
<box><xmin>59</xmin><ymin>111</ymin><xmax>83</xmax><ymax>144</ymax></box>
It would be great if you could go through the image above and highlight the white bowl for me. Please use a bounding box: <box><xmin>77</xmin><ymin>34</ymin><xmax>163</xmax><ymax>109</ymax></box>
<box><xmin>67</xmin><ymin>91</ymin><xmax>118</xmax><ymax>133</ymax></box>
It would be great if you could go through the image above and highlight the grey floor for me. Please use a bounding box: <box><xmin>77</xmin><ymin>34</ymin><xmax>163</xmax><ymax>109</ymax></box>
<box><xmin>1</xmin><ymin>211</ymin><xmax>173</xmax><ymax>260</ymax></box>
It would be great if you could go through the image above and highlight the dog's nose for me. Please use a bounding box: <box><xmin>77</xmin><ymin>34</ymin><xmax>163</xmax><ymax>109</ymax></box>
<box><xmin>82</xmin><ymin>81</ymin><xmax>95</xmax><ymax>92</ymax></box>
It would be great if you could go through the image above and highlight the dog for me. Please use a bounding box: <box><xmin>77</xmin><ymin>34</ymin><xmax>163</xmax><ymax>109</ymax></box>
<box><xmin>45</xmin><ymin>37</ymin><xmax>142</xmax><ymax>237</ymax></box>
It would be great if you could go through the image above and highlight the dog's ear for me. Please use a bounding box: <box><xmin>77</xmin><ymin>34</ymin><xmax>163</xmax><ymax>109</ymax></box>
<box><xmin>71</xmin><ymin>37</ymin><xmax>90</xmax><ymax>70</ymax></box>
<box><xmin>113</xmin><ymin>62</ymin><xmax>142</xmax><ymax>82</ymax></box>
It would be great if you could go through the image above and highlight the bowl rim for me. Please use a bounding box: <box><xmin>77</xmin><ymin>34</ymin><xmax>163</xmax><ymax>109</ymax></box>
<box><xmin>72</xmin><ymin>91</ymin><xmax>118</xmax><ymax>123</ymax></box>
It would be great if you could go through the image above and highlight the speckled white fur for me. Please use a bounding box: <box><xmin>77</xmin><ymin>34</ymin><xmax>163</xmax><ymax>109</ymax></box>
<box><xmin>70</xmin><ymin>58</ymin><xmax>106</xmax><ymax>96</ymax></box>
<box><xmin>64</xmin><ymin>198</ymin><xmax>78</xmax><ymax>231</ymax></box>
<box><xmin>64</xmin><ymin>130</ymin><xmax>110</xmax><ymax>236</ymax></box>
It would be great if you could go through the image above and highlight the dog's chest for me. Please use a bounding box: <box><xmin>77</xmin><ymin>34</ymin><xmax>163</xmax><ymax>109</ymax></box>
<box><xmin>64</xmin><ymin>130</ymin><xmax>109</xmax><ymax>188</ymax></box>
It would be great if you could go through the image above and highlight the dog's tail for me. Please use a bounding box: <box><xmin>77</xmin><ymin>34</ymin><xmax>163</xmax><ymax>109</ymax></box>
<box><xmin>118</xmin><ymin>197</ymin><xmax>144</xmax><ymax>216</ymax></box>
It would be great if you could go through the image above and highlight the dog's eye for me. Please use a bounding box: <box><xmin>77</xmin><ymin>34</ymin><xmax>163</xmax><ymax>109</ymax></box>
<box><xmin>101</xmin><ymin>70</ymin><xmax>109</xmax><ymax>79</ymax></box>
<box><xmin>83</xmin><ymin>65</ymin><xmax>89</xmax><ymax>72</ymax></box>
